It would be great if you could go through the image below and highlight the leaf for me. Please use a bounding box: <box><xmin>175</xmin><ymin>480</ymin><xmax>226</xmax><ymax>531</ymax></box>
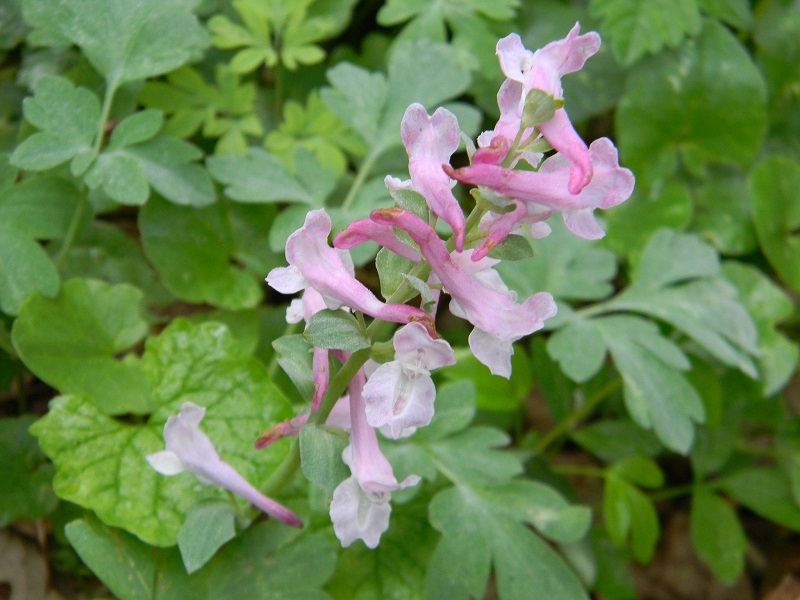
<box><xmin>12</xmin><ymin>279</ymin><xmax>150</xmax><ymax>414</ymax></box>
<box><xmin>546</xmin><ymin>317</ymin><xmax>607</xmax><ymax>383</ymax></box>
<box><xmin>31</xmin><ymin>320</ymin><xmax>293</xmax><ymax>546</ymax></box>
<box><xmin>692</xmin><ymin>168</ymin><xmax>758</xmax><ymax>256</ymax></box>
<box><xmin>617</xmin><ymin>19</ymin><xmax>767</xmax><ymax>185</ymax></box>
<box><xmin>376</xmin><ymin>247</ymin><xmax>415</xmax><ymax>300</ymax></box>
<box><xmin>719</xmin><ymin>467</ymin><xmax>800</xmax><ymax>531</ymax></box>
<box><xmin>590</xmin><ymin>0</ymin><xmax>701</xmax><ymax>65</ymax></box>
<box><xmin>303</xmin><ymin>309</ymin><xmax>371</xmax><ymax>353</ymax></box>
<box><xmin>594</xmin><ymin>315</ymin><xmax>704</xmax><ymax>454</ymax></box>
<box><xmin>0</xmin><ymin>223</ymin><xmax>59</xmax><ymax>316</ymax></box>
<box><xmin>698</xmin><ymin>0</ymin><xmax>752</xmax><ymax>30</ymax></box>
<box><xmin>427</xmin><ymin>482</ymin><xmax>590</xmax><ymax>600</ymax></box>
<box><xmin>25</xmin><ymin>0</ymin><xmax>209</xmax><ymax>87</ymax></box>
<box><xmin>0</xmin><ymin>415</ymin><xmax>58</xmax><ymax>527</ymax></box>
<box><xmin>299</xmin><ymin>424</ymin><xmax>349</xmax><ymax>497</ymax></box>
<box><xmin>178</xmin><ymin>501</ymin><xmax>236</xmax><ymax>574</ymax></box>
<box><xmin>139</xmin><ymin>196</ymin><xmax>263</xmax><ymax>311</ymax></box>
<box><xmin>487</xmin><ymin>234</ymin><xmax>533</xmax><ymax>261</ymax></box>
<box><xmin>749</xmin><ymin>156</ymin><xmax>800</xmax><ymax>294</ymax></box>
<box><xmin>498</xmin><ymin>218</ymin><xmax>617</xmax><ymax>302</ymax></box>
<box><xmin>110</xmin><ymin>109</ymin><xmax>164</xmax><ymax>147</ymax></box>
<box><xmin>207</xmin><ymin>148</ymin><xmax>316</xmax><ymax>205</ymax></box>
<box><xmin>603</xmin><ymin>475</ymin><xmax>659</xmax><ymax>563</ymax></box>
<box><xmin>572</xmin><ymin>420</ymin><xmax>663</xmax><ymax>462</ymax></box>
<box><xmin>690</xmin><ymin>488</ymin><xmax>746</xmax><ymax>583</ymax></box>
<box><xmin>11</xmin><ymin>76</ymin><xmax>99</xmax><ymax>171</ymax></box>
<box><xmin>722</xmin><ymin>262</ymin><xmax>798</xmax><ymax>396</ymax></box>
<box><xmin>610</xmin><ymin>456</ymin><xmax>664</xmax><ymax>488</ymax></box>
<box><xmin>84</xmin><ymin>152</ymin><xmax>149</xmax><ymax>205</ymax></box>
<box><xmin>427</xmin><ymin>427</ymin><xmax>523</xmax><ymax>486</ymax></box>
<box><xmin>272</xmin><ymin>334</ymin><xmax>315</xmax><ymax>402</ymax></box>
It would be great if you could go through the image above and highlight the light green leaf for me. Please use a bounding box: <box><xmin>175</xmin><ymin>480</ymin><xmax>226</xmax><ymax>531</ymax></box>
<box><xmin>690</xmin><ymin>488</ymin><xmax>746</xmax><ymax>583</ymax></box>
<box><xmin>617</xmin><ymin>19</ymin><xmax>767</xmax><ymax>185</ymax></box>
<box><xmin>273</xmin><ymin>334</ymin><xmax>315</xmax><ymax>402</ymax></box>
<box><xmin>698</xmin><ymin>0</ymin><xmax>751</xmax><ymax>29</ymax></box>
<box><xmin>11</xmin><ymin>76</ymin><xmax>99</xmax><ymax>171</ymax></box>
<box><xmin>12</xmin><ymin>279</ymin><xmax>150</xmax><ymax>413</ymax></box>
<box><xmin>590</xmin><ymin>0</ymin><xmax>701</xmax><ymax>65</ymax></box>
<box><xmin>139</xmin><ymin>196</ymin><xmax>263</xmax><ymax>310</ymax></box>
<box><xmin>109</xmin><ymin>109</ymin><xmax>164</xmax><ymax>148</ymax></box>
<box><xmin>376</xmin><ymin>247</ymin><xmax>415</xmax><ymax>300</ymax></box>
<box><xmin>178</xmin><ymin>501</ymin><xmax>236</xmax><ymax>574</ymax></box>
<box><xmin>85</xmin><ymin>152</ymin><xmax>149</xmax><ymax>206</ymax></box>
<box><xmin>428</xmin><ymin>482</ymin><xmax>590</xmax><ymax>600</ymax></box>
<box><xmin>303</xmin><ymin>309</ymin><xmax>370</xmax><ymax>353</ymax></box>
<box><xmin>299</xmin><ymin>424</ymin><xmax>349</xmax><ymax>497</ymax></box>
<box><xmin>0</xmin><ymin>177</ymin><xmax>80</xmax><ymax>240</ymax></box>
<box><xmin>749</xmin><ymin>156</ymin><xmax>800</xmax><ymax>294</ymax></box>
<box><xmin>0</xmin><ymin>415</ymin><xmax>58</xmax><ymax>527</ymax></box>
<box><xmin>320</xmin><ymin>63</ymin><xmax>388</xmax><ymax>146</ymax></box>
<box><xmin>31</xmin><ymin>320</ymin><xmax>293</xmax><ymax>546</ymax></box>
<box><xmin>0</xmin><ymin>223</ymin><xmax>59</xmax><ymax>315</ymax></box>
<box><xmin>546</xmin><ymin>318</ymin><xmax>607</xmax><ymax>383</ymax></box>
<box><xmin>25</xmin><ymin>0</ymin><xmax>208</xmax><ymax>87</ymax></box>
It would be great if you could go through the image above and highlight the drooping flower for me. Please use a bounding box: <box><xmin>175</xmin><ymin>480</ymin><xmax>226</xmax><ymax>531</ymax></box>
<box><xmin>255</xmin><ymin>395</ymin><xmax>352</xmax><ymax>449</ymax></box>
<box><xmin>267</xmin><ymin>208</ymin><xmax>435</xmax><ymax>334</ymax></box>
<box><xmin>370</xmin><ymin>208</ymin><xmax>557</xmax><ymax>377</ymax></box>
<box><xmin>362</xmin><ymin>322</ymin><xmax>456</xmax><ymax>438</ymax></box>
<box><xmin>147</xmin><ymin>402</ymin><xmax>302</xmax><ymax>528</ymax></box>
<box><xmin>494</xmin><ymin>25</ymin><xmax>601</xmax><ymax>193</ymax></box>
<box><xmin>399</xmin><ymin>103</ymin><xmax>466</xmax><ymax>251</ymax></box>
<box><xmin>335</xmin><ymin>217</ymin><xmax>421</xmax><ymax>263</ymax></box>
<box><xmin>447</xmin><ymin>138</ymin><xmax>635</xmax><ymax>241</ymax></box>
<box><xmin>329</xmin><ymin>370</ymin><xmax>419</xmax><ymax>548</ymax></box>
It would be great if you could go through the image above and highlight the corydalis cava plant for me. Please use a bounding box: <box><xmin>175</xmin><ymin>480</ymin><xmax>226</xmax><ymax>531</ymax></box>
<box><xmin>150</xmin><ymin>24</ymin><xmax>633</xmax><ymax>549</ymax></box>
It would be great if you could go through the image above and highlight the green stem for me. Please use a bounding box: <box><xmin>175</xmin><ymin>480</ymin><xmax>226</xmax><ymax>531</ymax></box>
<box><xmin>533</xmin><ymin>377</ymin><xmax>621</xmax><ymax>455</ymax></box>
<box><xmin>551</xmin><ymin>464</ymin><xmax>607</xmax><ymax>478</ymax></box>
<box><xmin>341</xmin><ymin>149</ymin><xmax>379</xmax><ymax>211</ymax></box>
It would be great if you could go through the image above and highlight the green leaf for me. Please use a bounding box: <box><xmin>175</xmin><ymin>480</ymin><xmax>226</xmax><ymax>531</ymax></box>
<box><xmin>722</xmin><ymin>262</ymin><xmax>798</xmax><ymax>396</ymax></box>
<box><xmin>692</xmin><ymin>168</ymin><xmax>757</xmax><ymax>256</ymax></box>
<box><xmin>590</xmin><ymin>0</ymin><xmax>701</xmax><ymax>65</ymax></box>
<box><xmin>11</xmin><ymin>76</ymin><xmax>99</xmax><ymax>171</ymax></box>
<box><xmin>25</xmin><ymin>0</ymin><xmax>208</xmax><ymax>87</ymax></box>
<box><xmin>376</xmin><ymin>247</ymin><xmax>415</xmax><ymax>300</ymax></box>
<box><xmin>487</xmin><ymin>233</ymin><xmax>533</xmax><ymax>261</ymax></box>
<box><xmin>109</xmin><ymin>109</ymin><xmax>164</xmax><ymax>148</ymax></box>
<box><xmin>631</xmin><ymin>228</ymin><xmax>719</xmax><ymax>289</ymax></box>
<box><xmin>594</xmin><ymin>315</ymin><xmax>704</xmax><ymax>454</ymax></box>
<box><xmin>0</xmin><ymin>415</ymin><xmax>58</xmax><ymax>527</ymax></box>
<box><xmin>427</xmin><ymin>426</ymin><xmax>523</xmax><ymax>486</ymax></box>
<box><xmin>12</xmin><ymin>279</ymin><xmax>150</xmax><ymax>414</ymax></box>
<box><xmin>303</xmin><ymin>309</ymin><xmax>371</xmax><ymax>353</ymax></box>
<box><xmin>617</xmin><ymin>19</ymin><xmax>767</xmax><ymax>185</ymax></box>
<box><xmin>0</xmin><ymin>223</ymin><xmax>59</xmax><ymax>315</ymax></box>
<box><xmin>749</xmin><ymin>156</ymin><xmax>800</xmax><ymax>294</ymax></box>
<box><xmin>719</xmin><ymin>467</ymin><xmax>800</xmax><ymax>531</ymax></box>
<box><xmin>498</xmin><ymin>218</ymin><xmax>617</xmax><ymax>302</ymax></box>
<box><xmin>207</xmin><ymin>148</ymin><xmax>316</xmax><ymax>205</ymax></box>
<box><xmin>546</xmin><ymin>317</ymin><xmax>607</xmax><ymax>383</ymax></box>
<box><xmin>84</xmin><ymin>152</ymin><xmax>149</xmax><ymax>205</ymax></box>
<box><xmin>428</xmin><ymin>482</ymin><xmax>590</xmax><ymax>600</ymax></box>
<box><xmin>178</xmin><ymin>501</ymin><xmax>236</xmax><ymax>574</ymax></box>
<box><xmin>272</xmin><ymin>334</ymin><xmax>315</xmax><ymax>402</ymax></box>
<box><xmin>610</xmin><ymin>456</ymin><xmax>664</xmax><ymax>488</ymax></box>
<box><xmin>299</xmin><ymin>424</ymin><xmax>349</xmax><ymax>497</ymax></box>
<box><xmin>139</xmin><ymin>196</ymin><xmax>263</xmax><ymax>310</ymax></box>
<box><xmin>603</xmin><ymin>476</ymin><xmax>660</xmax><ymax>563</ymax></box>
<box><xmin>31</xmin><ymin>320</ymin><xmax>293</xmax><ymax>546</ymax></box>
<box><xmin>698</xmin><ymin>0</ymin><xmax>751</xmax><ymax>29</ymax></box>
<box><xmin>320</xmin><ymin>63</ymin><xmax>388</xmax><ymax>146</ymax></box>
<box><xmin>572</xmin><ymin>420</ymin><xmax>662</xmax><ymax>462</ymax></box>
<box><xmin>690</xmin><ymin>488</ymin><xmax>746</xmax><ymax>583</ymax></box>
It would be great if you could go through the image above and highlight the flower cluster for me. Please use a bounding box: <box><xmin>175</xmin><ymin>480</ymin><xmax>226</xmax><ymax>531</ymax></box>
<box><xmin>148</xmin><ymin>24</ymin><xmax>633</xmax><ymax>549</ymax></box>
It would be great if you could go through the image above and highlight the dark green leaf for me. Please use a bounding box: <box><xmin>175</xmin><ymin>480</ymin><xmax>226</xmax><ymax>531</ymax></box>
<box><xmin>487</xmin><ymin>233</ymin><xmax>533</xmax><ymax>261</ymax></box>
<box><xmin>720</xmin><ymin>467</ymin><xmax>800</xmax><ymax>531</ymax></box>
<box><xmin>272</xmin><ymin>334</ymin><xmax>315</xmax><ymax>402</ymax></box>
<box><xmin>572</xmin><ymin>420</ymin><xmax>663</xmax><ymax>462</ymax></box>
<box><xmin>603</xmin><ymin>476</ymin><xmax>659</xmax><ymax>563</ymax></box>
<box><xmin>690</xmin><ymin>488</ymin><xmax>746</xmax><ymax>583</ymax></box>
<box><xmin>0</xmin><ymin>223</ymin><xmax>59</xmax><ymax>315</ymax></box>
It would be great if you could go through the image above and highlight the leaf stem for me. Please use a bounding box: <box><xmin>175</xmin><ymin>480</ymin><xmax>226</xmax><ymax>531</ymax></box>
<box><xmin>533</xmin><ymin>377</ymin><xmax>622</xmax><ymax>455</ymax></box>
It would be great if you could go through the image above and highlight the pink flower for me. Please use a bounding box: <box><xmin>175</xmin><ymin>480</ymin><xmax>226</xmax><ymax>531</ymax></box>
<box><xmin>447</xmin><ymin>138</ymin><xmax>634</xmax><ymax>240</ymax></box>
<box><xmin>362</xmin><ymin>322</ymin><xmax>456</xmax><ymax>438</ymax></box>
<box><xmin>370</xmin><ymin>208</ymin><xmax>557</xmax><ymax>377</ymax></box>
<box><xmin>400</xmin><ymin>103</ymin><xmax>466</xmax><ymax>251</ymax></box>
<box><xmin>148</xmin><ymin>402</ymin><xmax>303</xmax><ymax>528</ymax></box>
<box><xmin>267</xmin><ymin>209</ymin><xmax>435</xmax><ymax>334</ymax></box>
<box><xmin>330</xmin><ymin>370</ymin><xmax>419</xmax><ymax>548</ymax></box>
<box><xmin>495</xmin><ymin>25</ymin><xmax>601</xmax><ymax>193</ymax></box>
<box><xmin>335</xmin><ymin>218</ymin><xmax>421</xmax><ymax>263</ymax></box>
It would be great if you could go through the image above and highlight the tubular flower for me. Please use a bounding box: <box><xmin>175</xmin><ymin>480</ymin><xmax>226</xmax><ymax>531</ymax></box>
<box><xmin>266</xmin><ymin>208</ymin><xmax>435</xmax><ymax>334</ymax></box>
<box><xmin>400</xmin><ymin>103</ymin><xmax>466</xmax><ymax>251</ymax></box>
<box><xmin>362</xmin><ymin>322</ymin><xmax>456</xmax><ymax>438</ymax></box>
<box><xmin>330</xmin><ymin>371</ymin><xmax>420</xmax><ymax>548</ymax></box>
<box><xmin>371</xmin><ymin>208</ymin><xmax>557</xmax><ymax>377</ymax></box>
<box><xmin>447</xmin><ymin>138</ymin><xmax>635</xmax><ymax>240</ymax></box>
<box><xmin>495</xmin><ymin>25</ymin><xmax>601</xmax><ymax>193</ymax></box>
<box><xmin>147</xmin><ymin>402</ymin><xmax>303</xmax><ymax>528</ymax></box>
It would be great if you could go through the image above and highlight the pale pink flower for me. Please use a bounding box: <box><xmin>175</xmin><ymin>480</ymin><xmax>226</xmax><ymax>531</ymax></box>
<box><xmin>148</xmin><ymin>402</ymin><xmax>302</xmax><ymax>528</ymax></box>
<box><xmin>362</xmin><ymin>322</ymin><xmax>456</xmax><ymax>438</ymax></box>
<box><xmin>335</xmin><ymin>218</ymin><xmax>421</xmax><ymax>263</ymax></box>
<box><xmin>371</xmin><ymin>209</ymin><xmax>557</xmax><ymax>377</ymax></box>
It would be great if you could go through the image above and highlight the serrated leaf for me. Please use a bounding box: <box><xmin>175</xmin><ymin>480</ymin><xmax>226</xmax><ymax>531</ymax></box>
<box><xmin>749</xmin><ymin>156</ymin><xmax>800</xmax><ymax>294</ymax></box>
<box><xmin>31</xmin><ymin>320</ymin><xmax>293</xmax><ymax>546</ymax></box>
<box><xmin>590</xmin><ymin>0</ymin><xmax>701</xmax><ymax>65</ymax></box>
<box><xmin>0</xmin><ymin>415</ymin><xmax>58</xmax><ymax>527</ymax></box>
<box><xmin>299</xmin><ymin>424</ymin><xmax>349</xmax><ymax>497</ymax></box>
<box><xmin>428</xmin><ymin>482</ymin><xmax>589</xmax><ymax>600</ymax></box>
<box><xmin>12</xmin><ymin>279</ymin><xmax>150</xmax><ymax>413</ymax></box>
<box><xmin>140</xmin><ymin>196</ymin><xmax>263</xmax><ymax>310</ymax></box>
<box><xmin>690</xmin><ymin>488</ymin><xmax>746</xmax><ymax>583</ymax></box>
<box><xmin>11</xmin><ymin>76</ymin><xmax>99</xmax><ymax>171</ymax></box>
<box><xmin>178</xmin><ymin>501</ymin><xmax>236</xmax><ymax>574</ymax></box>
<box><xmin>303</xmin><ymin>309</ymin><xmax>370</xmax><ymax>353</ymax></box>
<box><xmin>207</xmin><ymin>148</ymin><xmax>316</xmax><ymax>205</ymax></box>
<box><xmin>617</xmin><ymin>19</ymin><xmax>767</xmax><ymax>184</ymax></box>
<box><xmin>25</xmin><ymin>0</ymin><xmax>208</xmax><ymax>87</ymax></box>
<box><xmin>0</xmin><ymin>223</ymin><xmax>59</xmax><ymax>315</ymax></box>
